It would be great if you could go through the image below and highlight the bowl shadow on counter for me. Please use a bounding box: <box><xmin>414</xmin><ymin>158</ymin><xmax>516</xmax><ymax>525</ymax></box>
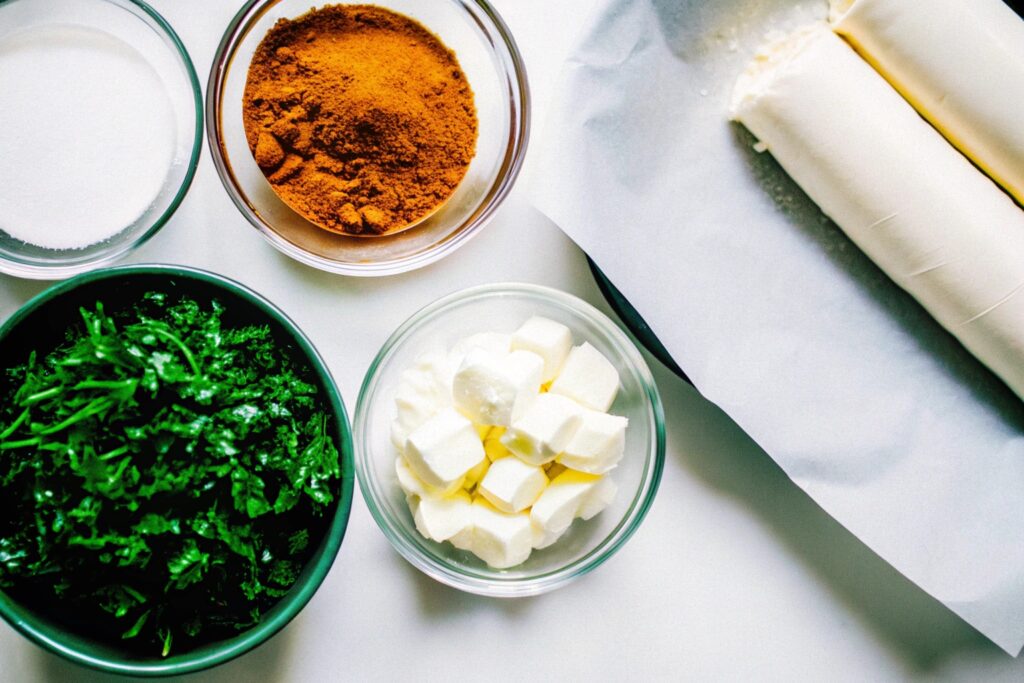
<box><xmin>397</xmin><ymin>558</ymin><xmax>541</xmax><ymax>622</ymax></box>
<box><xmin>34</xmin><ymin>623</ymin><xmax>295</xmax><ymax>683</ymax></box>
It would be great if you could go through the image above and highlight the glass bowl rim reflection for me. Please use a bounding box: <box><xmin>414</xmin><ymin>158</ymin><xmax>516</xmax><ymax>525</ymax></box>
<box><xmin>0</xmin><ymin>0</ymin><xmax>204</xmax><ymax>281</ymax></box>
<box><xmin>354</xmin><ymin>282</ymin><xmax>666</xmax><ymax>597</ymax></box>
<box><xmin>205</xmin><ymin>0</ymin><xmax>531</xmax><ymax>277</ymax></box>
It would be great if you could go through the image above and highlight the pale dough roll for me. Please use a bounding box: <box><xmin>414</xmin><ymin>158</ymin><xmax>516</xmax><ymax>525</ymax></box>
<box><xmin>831</xmin><ymin>0</ymin><xmax>1024</xmax><ymax>205</ymax></box>
<box><xmin>730</xmin><ymin>26</ymin><xmax>1024</xmax><ymax>400</ymax></box>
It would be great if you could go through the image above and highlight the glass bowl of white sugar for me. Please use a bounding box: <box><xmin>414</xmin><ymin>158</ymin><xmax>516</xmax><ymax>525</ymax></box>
<box><xmin>0</xmin><ymin>0</ymin><xmax>202</xmax><ymax>280</ymax></box>
<box><xmin>354</xmin><ymin>283</ymin><xmax>666</xmax><ymax>597</ymax></box>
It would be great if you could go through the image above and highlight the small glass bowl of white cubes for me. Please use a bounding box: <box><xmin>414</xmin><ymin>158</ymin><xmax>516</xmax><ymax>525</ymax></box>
<box><xmin>354</xmin><ymin>283</ymin><xmax>665</xmax><ymax>596</ymax></box>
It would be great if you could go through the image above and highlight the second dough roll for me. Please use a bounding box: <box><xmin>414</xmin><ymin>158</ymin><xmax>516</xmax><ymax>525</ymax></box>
<box><xmin>730</xmin><ymin>26</ymin><xmax>1024</xmax><ymax>400</ymax></box>
<box><xmin>831</xmin><ymin>0</ymin><xmax>1024</xmax><ymax>205</ymax></box>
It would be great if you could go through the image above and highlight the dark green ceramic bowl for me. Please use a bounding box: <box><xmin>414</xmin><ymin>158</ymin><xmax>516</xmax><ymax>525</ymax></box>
<box><xmin>0</xmin><ymin>265</ymin><xmax>354</xmax><ymax>677</ymax></box>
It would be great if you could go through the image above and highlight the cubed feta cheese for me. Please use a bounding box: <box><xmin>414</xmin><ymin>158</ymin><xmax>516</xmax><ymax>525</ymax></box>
<box><xmin>405</xmin><ymin>408</ymin><xmax>485</xmax><ymax>490</ymax></box>
<box><xmin>578</xmin><ymin>476</ymin><xmax>618</xmax><ymax>520</ymax></box>
<box><xmin>558</xmin><ymin>410</ymin><xmax>628</xmax><ymax>474</ymax></box>
<box><xmin>501</xmin><ymin>393</ymin><xmax>583</xmax><ymax>466</ymax></box>
<box><xmin>395</xmin><ymin>456</ymin><xmax>464</xmax><ymax>499</ymax></box>
<box><xmin>511</xmin><ymin>316</ymin><xmax>573</xmax><ymax>383</ymax></box>
<box><xmin>452</xmin><ymin>348</ymin><xmax>543</xmax><ymax>426</ymax></box>
<box><xmin>530</xmin><ymin>469</ymin><xmax>607</xmax><ymax>549</ymax></box>
<box><xmin>414</xmin><ymin>489</ymin><xmax>474</xmax><ymax>543</ymax></box>
<box><xmin>390</xmin><ymin>349</ymin><xmax>454</xmax><ymax>448</ymax></box>
<box><xmin>479</xmin><ymin>456</ymin><xmax>548</xmax><ymax>513</ymax></box>
<box><xmin>457</xmin><ymin>498</ymin><xmax>534</xmax><ymax>569</ymax></box>
<box><xmin>396</xmin><ymin>456</ymin><xmax>428</xmax><ymax>500</ymax></box>
<box><xmin>549</xmin><ymin>342</ymin><xmax>620</xmax><ymax>412</ymax></box>
<box><xmin>393</xmin><ymin>324</ymin><xmax>628</xmax><ymax>568</ymax></box>
<box><xmin>448</xmin><ymin>332</ymin><xmax>512</xmax><ymax>373</ymax></box>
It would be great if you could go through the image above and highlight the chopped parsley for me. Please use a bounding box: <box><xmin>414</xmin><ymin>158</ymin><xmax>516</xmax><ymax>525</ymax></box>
<box><xmin>0</xmin><ymin>293</ymin><xmax>341</xmax><ymax>656</ymax></box>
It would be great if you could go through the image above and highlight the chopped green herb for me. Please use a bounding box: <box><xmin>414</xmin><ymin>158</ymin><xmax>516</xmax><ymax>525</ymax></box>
<box><xmin>0</xmin><ymin>293</ymin><xmax>341</xmax><ymax>656</ymax></box>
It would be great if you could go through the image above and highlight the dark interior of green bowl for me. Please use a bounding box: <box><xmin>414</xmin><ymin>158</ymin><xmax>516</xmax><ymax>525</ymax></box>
<box><xmin>0</xmin><ymin>265</ymin><xmax>354</xmax><ymax>677</ymax></box>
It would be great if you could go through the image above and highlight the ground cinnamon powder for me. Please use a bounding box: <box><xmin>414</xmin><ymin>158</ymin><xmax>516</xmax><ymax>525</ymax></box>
<box><xmin>242</xmin><ymin>5</ymin><xmax>478</xmax><ymax>236</ymax></box>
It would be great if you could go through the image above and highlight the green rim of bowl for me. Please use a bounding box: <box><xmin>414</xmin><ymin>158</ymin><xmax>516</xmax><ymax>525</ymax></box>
<box><xmin>0</xmin><ymin>265</ymin><xmax>354</xmax><ymax>677</ymax></box>
<box><xmin>354</xmin><ymin>283</ymin><xmax>665</xmax><ymax>596</ymax></box>
<box><xmin>0</xmin><ymin>0</ymin><xmax>204</xmax><ymax>280</ymax></box>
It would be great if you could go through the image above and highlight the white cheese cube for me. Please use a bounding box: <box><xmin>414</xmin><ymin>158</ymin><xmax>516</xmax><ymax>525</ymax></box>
<box><xmin>452</xmin><ymin>348</ymin><xmax>543</xmax><ymax>427</ymax></box>
<box><xmin>578</xmin><ymin>476</ymin><xmax>618</xmax><ymax>520</ymax></box>
<box><xmin>391</xmin><ymin>350</ymin><xmax>454</xmax><ymax>448</ymax></box>
<box><xmin>447</xmin><ymin>332</ymin><xmax>512</xmax><ymax>377</ymax></box>
<box><xmin>395</xmin><ymin>456</ymin><xmax>464</xmax><ymax>499</ymax></box>
<box><xmin>530</xmin><ymin>518</ymin><xmax>570</xmax><ymax>550</ymax></box>
<box><xmin>549</xmin><ymin>342</ymin><xmax>620</xmax><ymax>412</ymax></box>
<box><xmin>405</xmin><ymin>408</ymin><xmax>485</xmax><ymax>490</ymax></box>
<box><xmin>450</xmin><ymin>525</ymin><xmax>475</xmax><ymax>552</ymax></box>
<box><xmin>511</xmin><ymin>317</ymin><xmax>573</xmax><ymax>383</ymax></box>
<box><xmin>479</xmin><ymin>457</ymin><xmax>548</xmax><ymax>514</ymax></box>
<box><xmin>501</xmin><ymin>393</ymin><xmax>583</xmax><ymax>466</ymax></box>
<box><xmin>530</xmin><ymin>469</ymin><xmax>605</xmax><ymax>549</ymax></box>
<box><xmin>414</xmin><ymin>490</ymin><xmax>474</xmax><ymax>543</ymax></box>
<box><xmin>558</xmin><ymin>411</ymin><xmax>628</xmax><ymax>474</ymax></box>
<box><xmin>459</xmin><ymin>498</ymin><xmax>534</xmax><ymax>569</ymax></box>
<box><xmin>396</xmin><ymin>456</ymin><xmax>428</xmax><ymax>500</ymax></box>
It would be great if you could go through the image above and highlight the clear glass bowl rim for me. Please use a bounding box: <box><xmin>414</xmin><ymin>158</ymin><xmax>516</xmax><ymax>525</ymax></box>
<box><xmin>205</xmin><ymin>0</ymin><xmax>531</xmax><ymax>278</ymax></box>
<box><xmin>0</xmin><ymin>0</ymin><xmax>204</xmax><ymax>281</ymax></box>
<box><xmin>354</xmin><ymin>282</ymin><xmax>667</xmax><ymax>597</ymax></box>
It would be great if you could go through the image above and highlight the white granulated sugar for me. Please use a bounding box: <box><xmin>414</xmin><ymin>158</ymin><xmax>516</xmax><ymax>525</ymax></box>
<box><xmin>0</xmin><ymin>24</ymin><xmax>176</xmax><ymax>250</ymax></box>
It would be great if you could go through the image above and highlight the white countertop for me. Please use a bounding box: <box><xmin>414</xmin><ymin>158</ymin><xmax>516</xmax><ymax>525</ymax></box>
<box><xmin>1</xmin><ymin>1</ymin><xmax>1023</xmax><ymax>680</ymax></box>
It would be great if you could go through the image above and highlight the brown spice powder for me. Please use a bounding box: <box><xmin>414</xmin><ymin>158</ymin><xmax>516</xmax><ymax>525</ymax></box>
<box><xmin>242</xmin><ymin>5</ymin><xmax>478</xmax><ymax>236</ymax></box>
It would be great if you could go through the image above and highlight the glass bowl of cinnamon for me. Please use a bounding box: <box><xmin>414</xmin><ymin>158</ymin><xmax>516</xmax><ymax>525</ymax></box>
<box><xmin>207</xmin><ymin>1</ymin><xmax>530</xmax><ymax>277</ymax></box>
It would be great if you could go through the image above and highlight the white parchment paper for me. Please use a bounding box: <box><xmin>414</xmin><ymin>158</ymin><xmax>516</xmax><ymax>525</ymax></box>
<box><xmin>531</xmin><ymin>0</ymin><xmax>1024</xmax><ymax>655</ymax></box>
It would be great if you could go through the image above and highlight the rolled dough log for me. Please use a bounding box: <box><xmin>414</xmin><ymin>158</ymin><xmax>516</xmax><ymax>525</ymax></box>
<box><xmin>730</xmin><ymin>26</ymin><xmax>1024</xmax><ymax>400</ymax></box>
<box><xmin>830</xmin><ymin>0</ymin><xmax>1024</xmax><ymax>205</ymax></box>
